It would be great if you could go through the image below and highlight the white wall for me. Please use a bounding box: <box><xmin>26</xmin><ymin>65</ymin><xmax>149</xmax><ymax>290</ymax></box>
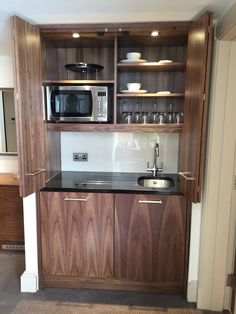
<box><xmin>187</xmin><ymin>202</ymin><xmax>202</xmax><ymax>302</ymax></box>
<box><xmin>0</xmin><ymin>56</ymin><xmax>13</xmax><ymax>87</ymax></box>
<box><xmin>0</xmin><ymin>155</ymin><xmax>18</xmax><ymax>172</ymax></box>
<box><xmin>61</xmin><ymin>132</ymin><xmax>179</xmax><ymax>173</ymax></box>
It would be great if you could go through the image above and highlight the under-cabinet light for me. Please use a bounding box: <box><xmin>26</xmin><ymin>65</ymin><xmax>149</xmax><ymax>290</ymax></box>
<box><xmin>72</xmin><ymin>33</ymin><xmax>80</xmax><ymax>38</ymax></box>
<box><xmin>151</xmin><ymin>30</ymin><xmax>159</xmax><ymax>37</ymax></box>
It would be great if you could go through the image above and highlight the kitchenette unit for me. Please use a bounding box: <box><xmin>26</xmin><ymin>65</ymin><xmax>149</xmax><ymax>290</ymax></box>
<box><xmin>11</xmin><ymin>12</ymin><xmax>212</xmax><ymax>295</ymax></box>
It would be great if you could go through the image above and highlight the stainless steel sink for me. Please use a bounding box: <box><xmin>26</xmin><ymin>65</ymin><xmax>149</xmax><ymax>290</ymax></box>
<box><xmin>137</xmin><ymin>176</ymin><xmax>175</xmax><ymax>188</ymax></box>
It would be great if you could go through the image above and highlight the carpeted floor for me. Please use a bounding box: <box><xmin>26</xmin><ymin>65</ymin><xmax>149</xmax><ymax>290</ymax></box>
<box><xmin>0</xmin><ymin>251</ymin><xmax>219</xmax><ymax>314</ymax></box>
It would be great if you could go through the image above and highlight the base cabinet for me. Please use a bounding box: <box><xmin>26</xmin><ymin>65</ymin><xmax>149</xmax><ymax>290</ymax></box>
<box><xmin>39</xmin><ymin>191</ymin><xmax>188</xmax><ymax>293</ymax></box>
<box><xmin>40</xmin><ymin>192</ymin><xmax>114</xmax><ymax>279</ymax></box>
<box><xmin>114</xmin><ymin>194</ymin><xmax>187</xmax><ymax>291</ymax></box>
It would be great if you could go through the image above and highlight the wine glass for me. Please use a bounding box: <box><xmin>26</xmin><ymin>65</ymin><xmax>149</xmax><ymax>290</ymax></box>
<box><xmin>150</xmin><ymin>103</ymin><xmax>158</xmax><ymax>124</ymax></box>
<box><xmin>157</xmin><ymin>112</ymin><xmax>166</xmax><ymax>124</ymax></box>
<box><xmin>166</xmin><ymin>103</ymin><xmax>174</xmax><ymax>124</ymax></box>
<box><xmin>133</xmin><ymin>103</ymin><xmax>141</xmax><ymax>124</ymax></box>
<box><xmin>120</xmin><ymin>100</ymin><xmax>128</xmax><ymax>123</ymax></box>
<box><xmin>140</xmin><ymin>112</ymin><xmax>149</xmax><ymax>124</ymax></box>
<box><xmin>173</xmin><ymin>112</ymin><xmax>184</xmax><ymax>124</ymax></box>
<box><xmin>124</xmin><ymin>112</ymin><xmax>134</xmax><ymax>124</ymax></box>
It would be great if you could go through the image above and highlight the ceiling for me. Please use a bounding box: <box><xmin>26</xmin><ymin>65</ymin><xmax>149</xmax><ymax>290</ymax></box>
<box><xmin>0</xmin><ymin>0</ymin><xmax>235</xmax><ymax>56</ymax></box>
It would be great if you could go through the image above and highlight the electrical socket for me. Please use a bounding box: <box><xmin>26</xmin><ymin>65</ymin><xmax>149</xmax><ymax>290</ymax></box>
<box><xmin>73</xmin><ymin>152</ymin><xmax>88</xmax><ymax>162</ymax></box>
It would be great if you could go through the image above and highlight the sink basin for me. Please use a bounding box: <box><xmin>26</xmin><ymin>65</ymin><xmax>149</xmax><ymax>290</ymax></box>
<box><xmin>137</xmin><ymin>176</ymin><xmax>175</xmax><ymax>188</ymax></box>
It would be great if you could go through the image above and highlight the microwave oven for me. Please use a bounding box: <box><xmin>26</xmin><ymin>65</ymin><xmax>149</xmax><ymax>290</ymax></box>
<box><xmin>45</xmin><ymin>85</ymin><xmax>113</xmax><ymax>123</ymax></box>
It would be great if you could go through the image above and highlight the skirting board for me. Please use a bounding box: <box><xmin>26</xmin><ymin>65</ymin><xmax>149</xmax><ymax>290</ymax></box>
<box><xmin>187</xmin><ymin>280</ymin><xmax>198</xmax><ymax>302</ymax></box>
<box><xmin>2</xmin><ymin>244</ymin><xmax>25</xmax><ymax>250</ymax></box>
<box><xmin>20</xmin><ymin>271</ymin><xmax>39</xmax><ymax>293</ymax></box>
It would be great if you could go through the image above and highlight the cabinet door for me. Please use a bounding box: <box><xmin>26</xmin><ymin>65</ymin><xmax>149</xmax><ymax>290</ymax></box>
<box><xmin>40</xmin><ymin>192</ymin><xmax>114</xmax><ymax>279</ymax></box>
<box><xmin>11</xmin><ymin>16</ymin><xmax>45</xmax><ymax>197</ymax></box>
<box><xmin>115</xmin><ymin>194</ymin><xmax>187</xmax><ymax>285</ymax></box>
<box><xmin>179</xmin><ymin>11</ymin><xmax>213</xmax><ymax>202</ymax></box>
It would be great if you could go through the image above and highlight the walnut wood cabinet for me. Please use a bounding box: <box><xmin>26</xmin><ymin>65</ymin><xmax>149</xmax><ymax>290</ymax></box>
<box><xmin>39</xmin><ymin>191</ymin><xmax>188</xmax><ymax>294</ymax></box>
<box><xmin>114</xmin><ymin>194</ymin><xmax>188</xmax><ymax>292</ymax></box>
<box><xmin>178</xmin><ymin>12</ymin><xmax>213</xmax><ymax>202</ymax></box>
<box><xmin>11</xmin><ymin>17</ymin><xmax>46</xmax><ymax>197</ymax></box>
<box><xmin>40</xmin><ymin>192</ymin><xmax>114</xmax><ymax>280</ymax></box>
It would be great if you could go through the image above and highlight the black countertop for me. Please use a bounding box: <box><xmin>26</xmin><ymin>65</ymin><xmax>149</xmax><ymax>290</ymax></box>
<box><xmin>41</xmin><ymin>171</ymin><xmax>183</xmax><ymax>195</ymax></box>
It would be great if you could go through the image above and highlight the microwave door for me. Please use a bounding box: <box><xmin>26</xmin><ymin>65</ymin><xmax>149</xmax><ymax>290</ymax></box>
<box><xmin>76</xmin><ymin>91</ymin><xmax>93</xmax><ymax>121</ymax></box>
<box><xmin>62</xmin><ymin>90</ymin><xmax>93</xmax><ymax>122</ymax></box>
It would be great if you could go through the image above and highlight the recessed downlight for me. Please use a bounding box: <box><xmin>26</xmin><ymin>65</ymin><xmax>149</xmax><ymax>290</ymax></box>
<box><xmin>72</xmin><ymin>33</ymin><xmax>80</xmax><ymax>38</ymax></box>
<box><xmin>151</xmin><ymin>30</ymin><xmax>159</xmax><ymax>37</ymax></box>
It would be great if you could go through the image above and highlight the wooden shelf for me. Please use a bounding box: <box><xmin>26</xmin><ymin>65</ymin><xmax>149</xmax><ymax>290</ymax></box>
<box><xmin>117</xmin><ymin>62</ymin><xmax>186</xmax><ymax>72</ymax></box>
<box><xmin>42</xmin><ymin>80</ymin><xmax>115</xmax><ymax>85</ymax></box>
<box><xmin>117</xmin><ymin>92</ymin><xmax>184</xmax><ymax>98</ymax></box>
<box><xmin>46</xmin><ymin>123</ymin><xmax>183</xmax><ymax>133</ymax></box>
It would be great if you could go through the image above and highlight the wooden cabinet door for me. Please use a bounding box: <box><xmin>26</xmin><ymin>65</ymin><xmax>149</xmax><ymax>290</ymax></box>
<box><xmin>40</xmin><ymin>192</ymin><xmax>114</xmax><ymax>279</ymax></box>
<box><xmin>179</xmin><ymin>11</ymin><xmax>213</xmax><ymax>202</ymax></box>
<box><xmin>115</xmin><ymin>194</ymin><xmax>187</xmax><ymax>286</ymax></box>
<box><xmin>11</xmin><ymin>16</ymin><xmax>45</xmax><ymax>197</ymax></box>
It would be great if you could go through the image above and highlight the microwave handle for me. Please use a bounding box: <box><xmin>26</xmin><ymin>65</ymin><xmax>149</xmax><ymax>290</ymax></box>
<box><xmin>50</xmin><ymin>88</ymin><xmax>55</xmax><ymax>116</ymax></box>
<box><xmin>45</xmin><ymin>86</ymin><xmax>53</xmax><ymax>120</ymax></box>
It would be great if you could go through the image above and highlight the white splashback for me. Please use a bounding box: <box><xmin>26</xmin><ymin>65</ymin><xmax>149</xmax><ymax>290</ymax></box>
<box><xmin>61</xmin><ymin>132</ymin><xmax>179</xmax><ymax>173</ymax></box>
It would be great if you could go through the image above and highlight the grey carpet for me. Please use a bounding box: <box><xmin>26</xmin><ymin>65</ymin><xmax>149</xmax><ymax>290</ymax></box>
<box><xmin>0</xmin><ymin>251</ymin><xmax>219</xmax><ymax>314</ymax></box>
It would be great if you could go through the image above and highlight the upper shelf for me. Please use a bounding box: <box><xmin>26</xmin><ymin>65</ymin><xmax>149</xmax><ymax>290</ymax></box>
<box><xmin>117</xmin><ymin>62</ymin><xmax>186</xmax><ymax>72</ymax></box>
<box><xmin>46</xmin><ymin>123</ymin><xmax>183</xmax><ymax>133</ymax></box>
<box><xmin>117</xmin><ymin>92</ymin><xmax>185</xmax><ymax>98</ymax></box>
<box><xmin>42</xmin><ymin>80</ymin><xmax>115</xmax><ymax>85</ymax></box>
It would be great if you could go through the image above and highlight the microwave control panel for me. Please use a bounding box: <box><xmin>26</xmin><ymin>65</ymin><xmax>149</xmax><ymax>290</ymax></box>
<box><xmin>97</xmin><ymin>90</ymin><xmax>108</xmax><ymax>121</ymax></box>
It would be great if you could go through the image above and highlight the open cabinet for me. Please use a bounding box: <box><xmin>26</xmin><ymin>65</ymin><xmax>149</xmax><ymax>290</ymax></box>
<box><xmin>11</xmin><ymin>13</ymin><xmax>212</xmax><ymax>203</ymax></box>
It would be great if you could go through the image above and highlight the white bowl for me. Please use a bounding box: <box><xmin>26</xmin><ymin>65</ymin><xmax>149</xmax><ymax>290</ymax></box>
<box><xmin>127</xmin><ymin>83</ymin><xmax>141</xmax><ymax>91</ymax></box>
<box><xmin>126</xmin><ymin>52</ymin><xmax>141</xmax><ymax>60</ymax></box>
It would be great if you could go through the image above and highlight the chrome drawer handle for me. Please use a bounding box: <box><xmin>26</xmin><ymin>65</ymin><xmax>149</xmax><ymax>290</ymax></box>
<box><xmin>64</xmin><ymin>197</ymin><xmax>88</xmax><ymax>202</ymax></box>
<box><xmin>178</xmin><ymin>171</ymin><xmax>196</xmax><ymax>181</ymax></box>
<box><xmin>26</xmin><ymin>168</ymin><xmax>46</xmax><ymax>176</ymax></box>
<box><xmin>138</xmin><ymin>200</ymin><xmax>163</xmax><ymax>204</ymax></box>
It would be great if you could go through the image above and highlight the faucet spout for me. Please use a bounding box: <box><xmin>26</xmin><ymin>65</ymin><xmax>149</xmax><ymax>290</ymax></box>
<box><xmin>154</xmin><ymin>143</ymin><xmax>160</xmax><ymax>164</ymax></box>
<box><xmin>147</xmin><ymin>142</ymin><xmax>163</xmax><ymax>176</ymax></box>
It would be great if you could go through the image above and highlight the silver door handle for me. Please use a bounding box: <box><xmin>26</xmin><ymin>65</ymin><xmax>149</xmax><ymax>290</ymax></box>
<box><xmin>178</xmin><ymin>171</ymin><xmax>196</xmax><ymax>181</ymax></box>
<box><xmin>64</xmin><ymin>197</ymin><xmax>88</xmax><ymax>202</ymax></box>
<box><xmin>138</xmin><ymin>200</ymin><xmax>163</xmax><ymax>204</ymax></box>
<box><xmin>26</xmin><ymin>168</ymin><xmax>46</xmax><ymax>176</ymax></box>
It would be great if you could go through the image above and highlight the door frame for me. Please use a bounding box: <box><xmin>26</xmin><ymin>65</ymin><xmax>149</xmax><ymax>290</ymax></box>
<box><xmin>196</xmin><ymin>3</ymin><xmax>236</xmax><ymax>310</ymax></box>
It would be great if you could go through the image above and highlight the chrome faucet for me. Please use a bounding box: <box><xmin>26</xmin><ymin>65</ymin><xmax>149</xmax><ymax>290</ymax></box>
<box><xmin>147</xmin><ymin>142</ymin><xmax>163</xmax><ymax>176</ymax></box>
